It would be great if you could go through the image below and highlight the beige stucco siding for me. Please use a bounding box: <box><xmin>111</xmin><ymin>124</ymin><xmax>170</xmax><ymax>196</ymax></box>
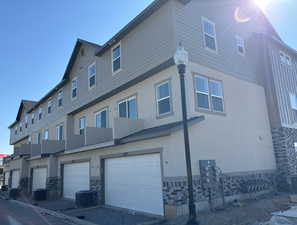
<box><xmin>66</xmin><ymin>60</ymin><xmax>276</xmax><ymax>177</ymax></box>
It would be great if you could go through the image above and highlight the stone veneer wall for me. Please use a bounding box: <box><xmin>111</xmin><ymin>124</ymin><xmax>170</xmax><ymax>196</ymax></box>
<box><xmin>163</xmin><ymin>171</ymin><xmax>276</xmax><ymax>207</ymax></box>
<box><xmin>46</xmin><ymin>177</ymin><xmax>61</xmax><ymax>199</ymax></box>
<box><xmin>90</xmin><ymin>176</ymin><xmax>101</xmax><ymax>204</ymax></box>
<box><xmin>272</xmin><ymin>127</ymin><xmax>297</xmax><ymax>191</ymax></box>
<box><xmin>20</xmin><ymin>177</ymin><xmax>29</xmax><ymax>194</ymax></box>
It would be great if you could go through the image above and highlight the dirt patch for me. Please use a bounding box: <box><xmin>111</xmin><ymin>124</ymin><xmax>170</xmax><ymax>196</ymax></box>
<box><xmin>197</xmin><ymin>194</ymin><xmax>291</xmax><ymax>225</ymax></box>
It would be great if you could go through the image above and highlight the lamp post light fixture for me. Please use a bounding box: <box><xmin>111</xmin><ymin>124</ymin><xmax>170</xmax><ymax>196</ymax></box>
<box><xmin>174</xmin><ymin>44</ymin><xmax>199</xmax><ymax>225</ymax></box>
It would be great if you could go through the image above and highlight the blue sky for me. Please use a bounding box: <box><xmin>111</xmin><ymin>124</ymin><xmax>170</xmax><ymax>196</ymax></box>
<box><xmin>0</xmin><ymin>0</ymin><xmax>296</xmax><ymax>154</ymax></box>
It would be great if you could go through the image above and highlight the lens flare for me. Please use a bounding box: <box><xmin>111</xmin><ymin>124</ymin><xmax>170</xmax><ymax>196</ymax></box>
<box><xmin>254</xmin><ymin>0</ymin><xmax>271</xmax><ymax>10</ymax></box>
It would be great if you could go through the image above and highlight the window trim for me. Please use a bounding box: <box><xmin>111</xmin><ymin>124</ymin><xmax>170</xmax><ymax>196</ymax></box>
<box><xmin>95</xmin><ymin>107</ymin><xmax>109</xmax><ymax>128</ymax></box>
<box><xmin>118</xmin><ymin>95</ymin><xmax>138</xmax><ymax>119</ymax></box>
<box><xmin>31</xmin><ymin>112</ymin><xmax>35</xmax><ymax>124</ymax></box>
<box><xmin>209</xmin><ymin>79</ymin><xmax>225</xmax><ymax>113</ymax></box>
<box><xmin>25</xmin><ymin>115</ymin><xmax>28</xmax><ymax>128</ymax></box>
<box><xmin>280</xmin><ymin>50</ymin><xmax>292</xmax><ymax>66</ymax></box>
<box><xmin>71</xmin><ymin>78</ymin><xmax>78</xmax><ymax>100</ymax></box>
<box><xmin>155</xmin><ymin>79</ymin><xmax>173</xmax><ymax>118</ymax></box>
<box><xmin>201</xmin><ymin>16</ymin><xmax>218</xmax><ymax>53</ymax></box>
<box><xmin>88</xmin><ymin>62</ymin><xmax>97</xmax><ymax>89</ymax></box>
<box><xmin>79</xmin><ymin>117</ymin><xmax>86</xmax><ymax>135</ymax></box>
<box><xmin>44</xmin><ymin>129</ymin><xmax>49</xmax><ymax>140</ymax></box>
<box><xmin>111</xmin><ymin>42</ymin><xmax>122</xmax><ymax>75</ymax></box>
<box><xmin>38</xmin><ymin>107</ymin><xmax>43</xmax><ymax>120</ymax></box>
<box><xmin>58</xmin><ymin>90</ymin><xmax>63</xmax><ymax>108</ymax></box>
<box><xmin>236</xmin><ymin>35</ymin><xmax>246</xmax><ymax>56</ymax></box>
<box><xmin>193</xmin><ymin>74</ymin><xmax>225</xmax><ymax>115</ymax></box>
<box><xmin>47</xmin><ymin>99</ymin><xmax>52</xmax><ymax>114</ymax></box>
<box><xmin>56</xmin><ymin>124</ymin><xmax>64</xmax><ymax>141</ymax></box>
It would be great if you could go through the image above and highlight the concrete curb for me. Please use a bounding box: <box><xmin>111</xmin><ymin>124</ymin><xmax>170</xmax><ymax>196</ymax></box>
<box><xmin>12</xmin><ymin>200</ymin><xmax>99</xmax><ymax>225</ymax></box>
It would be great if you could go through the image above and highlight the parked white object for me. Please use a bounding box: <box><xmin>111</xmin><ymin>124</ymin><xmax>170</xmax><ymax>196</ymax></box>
<box><xmin>63</xmin><ymin>162</ymin><xmax>90</xmax><ymax>199</ymax></box>
<box><xmin>11</xmin><ymin>170</ymin><xmax>20</xmax><ymax>188</ymax></box>
<box><xmin>105</xmin><ymin>154</ymin><xmax>164</xmax><ymax>216</ymax></box>
<box><xmin>32</xmin><ymin>168</ymin><xmax>47</xmax><ymax>191</ymax></box>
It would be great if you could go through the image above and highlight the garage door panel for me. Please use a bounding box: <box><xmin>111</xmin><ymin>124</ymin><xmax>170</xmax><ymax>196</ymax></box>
<box><xmin>63</xmin><ymin>162</ymin><xmax>90</xmax><ymax>199</ymax></box>
<box><xmin>11</xmin><ymin>170</ymin><xmax>20</xmax><ymax>189</ymax></box>
<box><xmin>32</xmin><ymin>168</ymin><xmax>47</xmax><ymax>191</ymax></box>
<box><xmin>105</xmin><ymin>154</ymin><xmax>164</xmax><ymax>216</ymax></box>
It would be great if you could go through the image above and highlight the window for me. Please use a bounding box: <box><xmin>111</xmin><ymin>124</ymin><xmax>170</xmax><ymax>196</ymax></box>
<box><xmin>236</xmin><ymin>36</ymin><xmax>245</xmax><ymax>55</ymax></box>
<box><xmin>88</xmin><ymin>63</ymin><xmax>96</xmax><ymax>88</ymax></box>
<box><xmin>79</xmin><ymin>117</ymin><xmax>85</xmax><ymax>135</ymax></box>
<box><xmin>25</xmin><ymin>115</ymin><xmax>28</xmax><ymax>128</ymax></box>
<box><xmin>112</xmin><ymin>44</ymin><xmax>121</xmax><ymax>73</ymax></box>
<box><xmin>48</xmin><ymin>99</ymin><xmax>52</xmax><ymax>114</ymax></box>
<box><xmin>95</xmin><ymin>108</ymin><xmax>107</xmax><ymax>128</ymax></box>
<box><xmin>15</xmin><ymin>127</ymin><xmax>18</xmax><ymax>135</ymax></box>
<box><xmin>156</xmin><ymin>81</ymin><xmax>172</xmax><ymax>116</ymax></box>
<box><xmin>19</xmin><ymin>123</ymin><xmax>22</xmax><ymax>133</ymax></box>
<box><xmin>38</xmin><ymin>108</ymin><xmax>43</xmax><ymax>120</ymax></box>
<box><xmin>290</xmin><ymin>93</ymin><xmax>297</xmax><ymax>123</ymax></box>
<box><xmin>71</xmin><ymin>79</ymin><xmax>78</xmax><ymax>99</ymax></box>
<box><xmin>280</xmin><ymin>51</ymin><xmax>292</xmax><ymax>66</ymax></box>
<box><xmin>28</xmin><ymin>136</ymin><xmax>32</xmax><ymax>143</ymax></box>
<box><xmin>118</xmin><ymin>96</ymin><xmax>137</xmax><ymax>119</ymax></box>
<box><xmin>58</xmin><ymin>91</ymin><xmax>63</xmax><ymax>107</ymax></box>
<box><xmin>44</xmin><ymin>130</ymin><xmax>49</xmax><ymax>140</ymax></box>
<box><xmin>56</xmin><ymin>124</ymin><xmax>64</xmax><ymax>141</ymax></box>
<box><xmin>202</xmin><ymin>17</ymin><xmax>217</xmax><ymax>51</ymax></box>
<box><xmin>37</xmin><ymin>133</ymin><xmax>41</xmax><ymax>144</ymax></box>
<box><xmin>31</xmin><ymin>113</ymin><xmax>35</xmax><ymax>124</ymax></box>
<box><xmin>194</xmin><ymin>75</ymin><xmax>224</xmax><ymax>113</ymax></box>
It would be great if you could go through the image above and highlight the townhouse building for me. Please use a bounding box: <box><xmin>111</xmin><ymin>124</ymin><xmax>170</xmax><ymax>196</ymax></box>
<box><xmin>3</xmin><ymin>0</ymin><xmax>282</xmax><ymax>218</ymax></box>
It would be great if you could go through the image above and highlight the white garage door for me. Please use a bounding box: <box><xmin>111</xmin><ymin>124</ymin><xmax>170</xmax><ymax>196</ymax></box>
<box><xmin>4</xmin><ymin>172</ymin><xmax>9</xmax><ymax>185</ymax></box>
<box><xmin>11</xmin><ymin>170</ymin><xmax>20</xmax><ymax>189</ymax></box>
<box><xmin>32</xmin><ymin>168</ymin><xmax>47</xmax><ymax>191</ymax></box>
<box><xmin>105</xmin><ymin>154</ymin><xmax>164</xmax><ymax>216</ymax></box>
<box><xmin>63</xmin><ymin>162</ymin><xmax>90</xmax><ymax>199</ymax></box>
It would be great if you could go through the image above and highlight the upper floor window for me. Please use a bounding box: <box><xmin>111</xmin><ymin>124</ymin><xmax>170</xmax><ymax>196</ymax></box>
<box><xmin>280</xmin><ymin>51</ymin><xmax>292</xmax><ymax>66</ymax></box>
<box><xmin>37</xmin><ymin>133</ymin><xmax>41</xmax><ymax>144</ymax></box>
<box><xmin>95</xmin><ymin>108</ymin><xmax>107</xmax><ymax>128</ymax></box>
<box><xmin>118</xmin><ymin>96</ymin><xmax>137</xmax><ymax>119</ymax></box>
<box><xmin>194</xmin><ymin>75</ymin><xmax>224</xmax><ymax>113</ymax></box>
<box><xmin>79</xmin><ymin>117</ymin><xmax>85</xmax><ymax>135</ymax></box>
<box><xmin>31</xmin><ymin>113</ymin><xmax>35</xmax><ymax>124</ymax></box>
<box><xmin>28</xmin><ymin>136</ymin><xmax>32</xmax><ymax>143</ymax></box>
<box><xmin>38</xmin><ymin>108</ymin><xmax>43</xmax><ymax>120</ymax></box>
<box><xmin>47</xmin><ymin>99</ymin><xmax>52</xmax><ymax>114</ymax></box>
<box><xmin>25</xmin><ymin>115</ymin><xmax>28</xmax><ymax>128</ymax></box>
<box><xmin>236</xmin><ymin>36</ymin><xmax>245</xmax><ymax>55</ymax></box>
<box><xmin>44</xmin><ymin>130</ymin><xmax>49</xmax><ymax>140</ymax></box>
<box><xmin>156</xmin><ymin>80</ymin><xmax>172</xmax><ymax>116</ymax></box>
<box><xmin>56</xmin><ymin>124</ymin><xmax>64</xmax><ymax>141</ymax></box>
<box><xmin>202</xmin><ymin>17</ymin><xmax>217</xmax><ymax>52</ymax></box>
<box><xmin>71</xmin><ymin>79</ymin><xmax>78</xmax><ymax>100</ymax></box>
<box><xmin>88</xmin><ymin>63</ymin><xmax>96</xmax><ymax>89</ymax></box>
<box><xmin>112</xmin><ymin>44</ymin><xmax>121</xmax><ymax>74</ymax></box>
<box><xmin>15</xmin><ymin>127</ymin><xmax>18</xmax><ymax>135</ymax></box>
<box><xmin>58</xmin><ymin>91</ymin><xmax>63</xmax><ymax>107</ymax></box>
<box><xmin>19</xmin><ymin>123</ymin><xmax>22</xmax><ymax>133</ymax></box>
<box><xmin>289</xmin><ymin>93</ymin><xmax>297</xmax><ymax>123</ymax></box>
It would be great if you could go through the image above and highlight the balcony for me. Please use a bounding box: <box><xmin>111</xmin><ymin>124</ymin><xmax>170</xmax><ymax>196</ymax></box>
<box><xmin>30</xmin><ymin>140</ymin><xmax>65</xmax><ymax>158</ymax></box>
<box><xmin>13</xmin><ymin>144</ymin><xmax>31</xmax><ymax>157</ymax></box>
<box><xmin>66</xmin><ymin>118</ymin><xmax>144</xmax><ymax>152</ymax></box>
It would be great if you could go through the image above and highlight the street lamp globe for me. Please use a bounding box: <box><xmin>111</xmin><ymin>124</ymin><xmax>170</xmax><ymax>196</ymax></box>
<box><xmin>174</xmin><ymin>43</ymin><xmax>189</xmax><ymax>66</ymax></box>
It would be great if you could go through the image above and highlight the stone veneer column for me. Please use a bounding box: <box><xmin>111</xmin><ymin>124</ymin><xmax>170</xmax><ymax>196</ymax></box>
<box><xmin>46</xmin><ymin>155</ymin><xmax>60</xmax><ymax>199</ymax></box>
<box><xmin>90</xmin><ymin>176</ymin><xmax>101</xmax><ymax>204</ymax></box>
<box><xmin>272</xmin><ymin>127</ymin><xmax>297</xmax><ymax>191</ymax></box>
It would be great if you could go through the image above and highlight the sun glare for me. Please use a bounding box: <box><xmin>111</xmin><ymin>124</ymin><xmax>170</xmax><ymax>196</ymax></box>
<box><xmin>254</xmin><ymin>0</ymin><xmax>271</xmax><ymax>10</ymax></box>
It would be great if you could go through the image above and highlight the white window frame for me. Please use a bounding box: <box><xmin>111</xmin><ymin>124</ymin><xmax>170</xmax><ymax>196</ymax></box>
<box><xmin>209</xmin><ymin>79</ymin><xmax>224</xmax><ymax>113</ymax></box>
<box><xmin>71</xmin><ymin>78</ymin><xmax>78</xmax><ymax>100</ymax></box>
<box><xmin>31</xmin><ymin>113</ymin><xmax>35</xmax><ymax>124</ymax></box>
<box><xmin>195</xmin><ymin>75</ymin><xmax>210</xmax><ymax>110</ymax></box>
<box><xmin>118</xmin><ymin>96</ymin><xmax>137</xmax><ymax>119</ymax></box>
<box><xmin>202</xmin><ymin>17</ymin><xmax>218</xmax><ymax>53</ymax></box>
<box><xmin>111</xmin><ymin>43</ymin><xmax>122</xmax><ymax>75</ymax></box>
<box><xmin>56</xmin><ymin>124</ymin><xmax>64</xmax><ymax>141</ymax></box>
<box><xmin>25</xmin><ymin>115</ymin><xmax>28</xmax><ymax>128</ymax></box>
<box><xmin>236</xmin><ymin>35</ymin><xmax>245</xmax><ymax>56</ymax></box>
<box><xmin>44</xmin><ymin>130</ymin><xmax>49</xmax><ymax>140</ymax></box>
<box><xmin>88</xmin><ymin>62</ymin><xmax>96</xmax><ymax>89</ymax></box>
<box><xmin>38</xmin><ymin>107</ymin><xmax>43</xmax><ymax>120</ymax></box>
<box><xmin>156</xmin><ymin>80</ymin><xmax>172</xmax><ymax>117</ymax></box>
<box><xmin>79</xmin><ymin>117</ymin><xmax>85</xmax><ymax>135</ymax></box>
<box><xmin>95</xmin><ymin>108</ymin><xmax>108</xmax><ymax>128</ymax></box>
<box><xmin>58</xmin><ymin>90</ymin><xmax>63</xmax><ymax>107</ymax></box>
<box><xmin>47</xmin><ymin>99</ymin><xmax>52</xmax><ymax>114</ymax></box>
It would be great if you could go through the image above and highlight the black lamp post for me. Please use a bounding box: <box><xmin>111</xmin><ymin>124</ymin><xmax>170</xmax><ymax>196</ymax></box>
<box><xmin>174</xmin><ymin>44</ymin><xmax>199</xmax><ymax>225</ymax></box>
